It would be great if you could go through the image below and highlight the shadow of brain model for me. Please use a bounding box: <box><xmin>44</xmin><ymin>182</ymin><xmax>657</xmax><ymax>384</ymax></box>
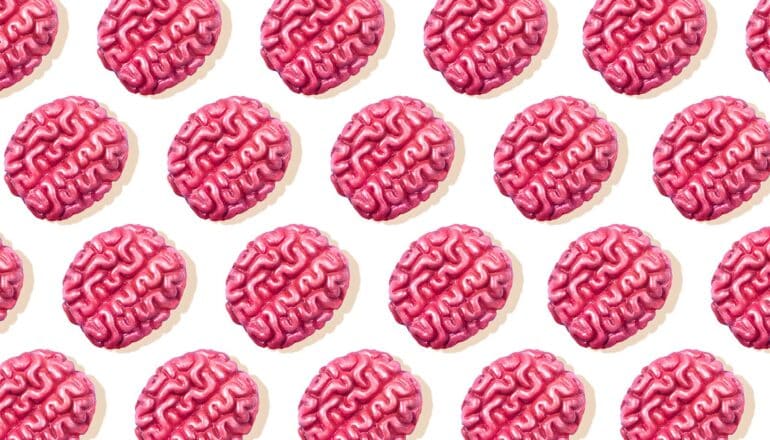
<box><xmin>0</xmin><ymin>0</ymin><xmax>58</xmax><ymax>91</ymax></box>
<box><xmin>0</xmin><ymin>240</ymin><xmax>23</xmax><ymax>321</ymax></box>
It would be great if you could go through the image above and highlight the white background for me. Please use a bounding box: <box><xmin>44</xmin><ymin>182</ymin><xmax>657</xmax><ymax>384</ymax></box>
<box><xmin>0</xmin><ymin>0</ymin><xmax>767</xmax><ymax>438</ymax></box>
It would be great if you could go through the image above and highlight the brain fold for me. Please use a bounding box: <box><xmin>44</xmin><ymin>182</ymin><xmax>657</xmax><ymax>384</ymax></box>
<box><xmin>494</xmin><ymin>96</ymin><xmax>618</xmax><ymax>221</ymax></box>
<box><xmin>4</xmin><ymin>96</ymin><xmax>129</xmax><ymax>221</ymax></box>
<box><xmin>0</xmin><ymin>0</ymin><xmax>58</xmax><ymax>91</ymax></box>
<box><xmin>653</xmin><ymin>96</ymin><xmax>770</xmax><ymax>221</ymax></box>
<box><xmin>747</xmin><ymin>0</ymin><xmax>770</xmax><ymax>81</ymax></box>
<box><xmin>298</xmin><ymin>349</ymin><xmax>422</xmax><ymax>440</ymax></box>
<box><xmin>168</xmin><ymin>96</ymin><xmax>292</xmax><ymax>221</ymax></box>
<box><xmin>63</xmin><ymin>224</ymin><xmax>187</xmax><ymax>349</ymax></box>
<box><xmin>0</xmin><ymin>240</ymin><xmax>23</xmax><ymax>321</ymax></box>
<box><xmin>135</xmin><ymin>349</ymin><xmax>259</xmax><ymax>440</ymax></box>
<box><xmin>226</xmin><ymin>224</ymin><xmax>350</xmax><ymax>349</ymax></box>
<box><xmin>331</xmin><ymin>96</ymin><xmax>455</xmax><ymax>221</ymax></box>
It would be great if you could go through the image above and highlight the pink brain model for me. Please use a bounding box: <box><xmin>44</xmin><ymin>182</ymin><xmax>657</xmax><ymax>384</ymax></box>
<box><xmin>583</xmin><ymin>0</ymin><xmax>707</xmax><ymax>95</ymax></box>
<box><xmin>0</xmin><ymin>0</ymin><xmax>58</xmax><ymax>91</ymax></box>
<box><xmin>298</xmin><ymin>350</ymin><xmax>422</xmax><ymax>440</ymax></box>
<box><xmin>0</xmin><ymin>240</ymin><xmax>23</xmax><ymax>321</ymax></box>
<box><xmin>4</xmin><ymin>96</ymin><xmax>129</xmax><ymax>221</ymax></box>
<box><xmin>424</xmin><ymin>0</ymin><xmax>548</xmax><ymax>95</ymax></box>
<box><xmin>135</xmin><ymin>350</ymin><xmax>259</xmax><ymax>440</ymax></box>
<box><xmin>63</xmin><ymin>225</ymin><xmax>187</xmax><ymax>349</ymax></box>
<box><xmin>0</xmin><ymin>350</ymin><xmax>96</xmax><ymax>440</ymax></box>
<box><xmin>747</xmin><ymin>0</ymin><xmax>770</xmax><ymax>81</ymax></box>
<box><xmin>226</xmin><ymin>225</ymin><xmax>350</xmax><ymax>349</ymax></box>
<box><xmin>261</xmin><ymin>0</ymin><xmax>385</xmax><ymax>95</ymax></box>
<box><xmin>653</xmin><ymin>97</ymin><xmax>770</xmax><ymax>221</ymax></box>
<box><xmin>494</xmin><ymin>96</ymin><xmax>618</xmax><ymax>221</ymax></box>
<box><xmin>462</xmin><ymin>350</ymin><xmax>585</xmax><ymax>440</ymax></box>
<box><xmin>549</xmin><ymin>225</ymin><xmax>672</xmax><ymax>349</ymax></box>
<box><xmin>167</xmin><ymin>96</ymin><xmax>292</xmax><ymax>221</ymax></box>
<box><xmin>97</xmin><ymin>0</ymin><xmax>222</xmax><ymax>95</ymax></box>
<box><xmin>621</xmin><ymin>350</ymin><xmax>744</xmax><ymax>440</ymax></box>
<box><xmin>331</xmin><ymin>96</ymin><xmax>455</xmax><ymax>221</ymax></box>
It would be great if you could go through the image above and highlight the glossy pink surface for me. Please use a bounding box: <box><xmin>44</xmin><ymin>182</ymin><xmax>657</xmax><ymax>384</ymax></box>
<box><xmin>0</xmin><ymin>0</ymin><xmax>58</xmax><ymax>91</ymax></box>
<box><xmin>0</xmin><ymin>241</ymin><xmax>23</xmax><ymax>321</ymax></box>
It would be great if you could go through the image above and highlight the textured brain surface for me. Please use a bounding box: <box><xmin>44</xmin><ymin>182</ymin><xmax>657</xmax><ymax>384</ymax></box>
<box><xmin>62</xmin><ymin>225</ymin><xmax>187</xmax><ymax>349</ymax></box>
<box><xmin>168</xmin><ymin>96</ymin><xmax>292</xmax><ymax>221</ymax></box>
<box><xmin>583</xmin><ymin>0</ymin><xmax>707</xmax><ymax>95</ymax></box>
<box><xmin>0</xmin><ymin>0</ymin><xmax>58</xmax><ymax>91</ymax></box>
<box><xmin>390</xmin><ymin>225</ymin><xmax>513</xmax><ymax>349</ymax></box>
<box><xmin>0</xmin><ymin>241</ymin><xmax>23</xmax><ymax>321</ymax></box>
<box><xmin>226</xmin><ymin>225</ymin><xmax>349</xmax><ymax>349</ymax></box>
<box><xmin>261</xmin><ymin>0</ymin><xmax>385</xmax><ymax>95</ymax></box>
<box><xmin>135</xmin><ymin>350</ymin><xmax>259</xmax><ymax>440</ymax></box>
<box><xmin>0</xmin><ymin>350</ymin><xmax>96</xmax><ymax>440</ymax></box>
<box><xmin>424</xmin><ymin>0</ymin><xmax>548</xmax><ymax>95</ymax></box>
<box><xmin>494</xmin><ymin>96</ymin><xmax>618</xmax><ymax>221</ymax></box>
<box><xmin>331</xmin><ymin>96</ymin><xmax>455</xmax><ymax>221</ymax></box>
<box><xmin>621</xmin><ymin>350</ymin><xmax>744</xmax><ymax>440</ymax></box>
<box><xmin>298</xmin><ymin>350</ymin><xmax>422</xmax><ymax>440</ymax></box>
<box><xmin>653</xmin><ymin>97</ymin><xmax>770</xmax><ymax>221</ymax></box>
<box><xmin>747</xmin><ymin>0</ymin><xmax>770</xmax><ymax>81</ymax></box>
<box><xmin>462</xmin><ymin>350</ymin><xmax>585</xmax><ymax>440</ymax></box>
<box><xmin>549</xmin><ymin>225</ymin><xmax>672</xmax><ymax>349</ymax></box>
<box><xmin>97</xmin><ymin>0</ymin><xmax>222</xmax><ymax>95</ymax></box>
<box><xmin>4</xmin><ymin>96</ymin><xmax>129</xmax><ymax>221</ymax></box>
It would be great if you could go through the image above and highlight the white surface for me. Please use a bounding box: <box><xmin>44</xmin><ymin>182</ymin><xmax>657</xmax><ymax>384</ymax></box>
<box><xmin>0</xmin><ymin>0</ymin><xmax>768</xmax><ymax>438</ymax></box>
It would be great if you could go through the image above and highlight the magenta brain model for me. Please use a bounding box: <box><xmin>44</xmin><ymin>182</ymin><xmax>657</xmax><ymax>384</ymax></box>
<box><xmin>298</xmin><ymin>349</ymin><xmax>422</xmax><ymax>439</ymax></box>
<box><xmin>494</xmin><ymin>96</ymin><xmax>618</xmax><ymax>221</ymax></box>
<box><xmin>462</xmin><ymin>350</ymin><xmax>585</xmax><ymax>440</ymax></box>
<box><xmin>226</xmin><ymin>225</ymin><xmax>349</xmax><ymax>349</ymax></box>
<box><xmin>0</xmin><ymin>0</ymin><xmax>58</xmax><ymax>91</ymax></box>
<box><xmin>390</xmin><ymin>224</ymin><xmax>513</xmax><ymax>349</ymax></box>
<box><xmin>424</xmin><ymin>0</ymin><xmax>548</xmax><ymax>95</ymax></box>
<box><xmin>261</xmin><ymin>0</ymin><xmax>385</xmax><ymax>95</ymax></box>
<box><xmin>583</xmin><ymin>0</ymin><xmax>707</xmax><ymax>95</ymax></box>
<box><xmin>747</xmin><ymin>0</ymin><xmax>770</xmax><ymax>81</ymax></box>
<box><xmin>62</xmin><ymin>224</ymin><xmax>187</xmax><ymax>349</ymax></box>
<box><xmin>0</xmin><ymin>350</ymin><xmax>96</xmax><ymax>440</ymax></box>
<box><xmin>653</xmin><ymin>97</ymin><xmax>770</xmax><ymax>221</ymax></box>
<box><xmin>97</xmin><ymin>0</ymin><xmax>222</xmax><ymax>95</ymax></box>
<box><xmin>0</xmin><ymin>240</ymin><xmax>23</xmax><ymax>321</ymax></box>
<box><xmin>621</xmin><ymin>350</ymin><xmax>744</xmax><ymax>440</ymax></box>
<box><xmin>167</xmin><ymin>96</ymin><xmax>292</xmax><ymax>221</ymax></box>
<box><xmin>135</xmin><ymin>350</ymin><xmax>259</xmax><ymax>440</ymax></box>
<box><xmin>4</xmin><ymin>96</ymin><xmax>129</xmax><ymax>221</ymax></box>
<box><xmin>331</xmin><ymin>96</ymin><xmax>455</xmax><ymax>221</ymax></box>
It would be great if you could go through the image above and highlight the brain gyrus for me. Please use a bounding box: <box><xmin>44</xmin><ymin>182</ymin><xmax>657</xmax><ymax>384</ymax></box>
<box><xmin>747</xmin><ymin>0</ymin><xmax>770</xmax><ymax>82</ymax></box>
<box><xmin>0</xmin><ymin>240</ymin><xmax>23</xmax><ymax>321</ymax></box>
<box><xmin>0</xmin><ymin>0</ymin><xmax>58</xmax><ymax>91</ymax></box>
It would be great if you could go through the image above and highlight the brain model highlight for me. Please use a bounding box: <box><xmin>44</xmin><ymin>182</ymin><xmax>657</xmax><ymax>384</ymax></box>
<box><xmin>261</xmin><ymin>0</ymin><xmax>385</xmax><ymax>95</ymax></box>
<box><xmin>424</xmin><ymin>0</ymin><xmax>548</xmax><ymax>95</ymax></box>
<box><xmin>621</xmin><ymin>350</ymin><xmax>744</xmax><ymax>440</ymax></box>
<box><xmin>298</xmin><ymin>350</ymin><xmax>422</xmax><ymax>440</ymax></box>
<box><xmin>0</xmin><ymin>0</ymin><xmax>58</xmax><ymax>91</ymax></box>
<box><xmin>747</xmin><ymin>0</ymin><xmax>770</xmax><ymax>81</ymax></box>
<box><xmin>331</xmin><ymin>96</ymin><xmax>455</xmax><ymax>221</ymax></box>
<box><xmin>0</xmin><ymin>350</ymin><xmax>96</xmax><ymax>440</ymax></box>
<box><xmin>4</xmin><ymin>96</ymin><xmax>129</xmax><ymax>221</ymax></box>
<box><xmin>97</xmin><ymin>0</ymin><xmax>222</xmax><ymax>95</ymax></box>
<box><xmin>0</xmin><ymin>241</ymin><xmax>23</xmax><ymax>321</ymax></box>
<box><xmin>389</xmin><ymin>225</ymin><xmax>513</xmax><ymax>349</ymax></box>
<box><xmin>135</xmin><ymin>350</ymin><xmax>259</xmax><ymax>440</ymax></box>
<box><xmin>494</xmin><ymin>96</ymin><xmax>618</xmax><ymax>221</ymax></box>
<box><xmin>461</xmin><ymin>350</ymin><xmax>585</xmax><ymax>440</ymax></box>
<box><xmin>226</xmin><ymin>225</ymin><xmax>350</xmax><ymax>349</ymax></box>
<box><xmin>583</xmin><ymin>0</ymin><xmax>707</xmax><ymax>95</ymax></box>
<box><xmin>62</xmin><ymin>224</ymin><xmax>187</xmax><ymax>349</ymax></box>
<box><xmin>167</xmin><ymin>96</ymin><xmax>292</xmax><ymax>221</ymax></box>
<box><xmin>653</xmin><ymin>97</ymin><xmax>770</xmax><ymax>221</ymax></box>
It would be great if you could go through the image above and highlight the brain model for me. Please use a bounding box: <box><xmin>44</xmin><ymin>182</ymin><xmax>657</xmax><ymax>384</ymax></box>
<box><xmin>261</xmin><ymin>0</ymin><xmax>385</xmax><ymax>95</ymax></box>
<box><xmin>4</xmin><ymin>96</ymin><xmax>129</xmax><ymax>221</ymax></box>
<box><xmin>621</xmin><ymin>350</ymin><xmax>744</xmax><ymax>440</ymax></box>
<box><xmin>494</xmin><ymin>96</ymin><xmax>618</xmax><ymax>221</ymax></box>
<box><xmin>0</xmin><ymin>0</ymin><xmax>58</xmax><ymax>91</ymax></box>
<box><xmin>135</xmin><ymin>350</ymin><xmax>259</xmax><ymax>440</ymax></box>
<box><xmin>653</xmin><ymin>97</ymin><xmax>770</xmax><ymax>221</ymax></box>
<box><xmin>62</xmin><ymin>224</ymin><xmax>187</xmax><ymax>349</ymax></box>
<box><xmin>424</xmin><ymin>0</ymin><xmax>548</xmax><ymax>95</ymax></box>
<box><xmin>549</xmin><ymin>225</ymin><xmax>672</xmax><ymax>349</ymax></box>
<box><xmin>583</xmin><ymin>0</ymin><xmax>707</xmax><ymax>95</ymax></box>
<box><xmin>390</xmin><ymin>225</ymin><xmax>513</xmax><ymax>349</ymax></box>
<box><xmin>747</xmin><ymin>0</ymin><xmax>770</xmax><ymax>81</ymax></box>
<box><xmin>331</xmin><ymin>96</ymin><xmax>455</xmax><ymax>221</ymax></box>
<box><xmin>226</xmin><ymin>225</ymin><xmax>350</xmax><ymax>349</ymax></box>
<box><xmin>461</xmin><ymin>350</ymin><xmax>585</xmax><ymax>440</ymax></box>
<box><xmin>298</xmin><ymin>350</ymin><xmax>422</xmax><ymax>439</ymax></box>
<box><xmin>0</xmin><ymin>350</ymin><xmax>96</xmax><ymax>440</ymax></box>
<box><xmin>0</xmin><ymin>240</ymin><xmax>23</xmax><ymax>321</ymax></box>
<box><xmin>167</xmin><ymin>96</ymin><xmax>292</xmax><ymax>221</ymax></box>
<box><xmin>97</xmin><ymin>0</ymin><xmax>222</xmax><ymax>95</ymax></box>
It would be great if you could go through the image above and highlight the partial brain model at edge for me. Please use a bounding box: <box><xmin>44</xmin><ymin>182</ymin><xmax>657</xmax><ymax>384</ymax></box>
<box><xmin>0</xmin><ymin>240</ymin><xmax>23</xmax><ymax>321</ymax></box>
<box><xmin>0</xmin><ymin>0</ymin><xmax>59</xmax><ymax>91</ymax></box>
